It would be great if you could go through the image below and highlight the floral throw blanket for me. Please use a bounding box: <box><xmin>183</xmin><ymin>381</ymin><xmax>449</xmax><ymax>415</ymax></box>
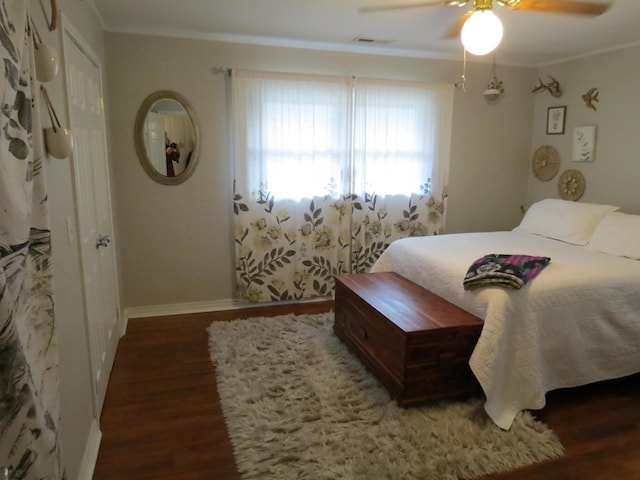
<box><xmin>463</xmin><ymin>254</ymin><xmax>551</xmax><ymax>290</ymax></box>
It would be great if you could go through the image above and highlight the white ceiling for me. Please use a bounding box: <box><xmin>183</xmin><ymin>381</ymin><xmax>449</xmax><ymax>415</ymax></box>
<box><xmin>91</xmin><ymin>0</ymin><xmax>640</xmax><ymax>66</ymax></box>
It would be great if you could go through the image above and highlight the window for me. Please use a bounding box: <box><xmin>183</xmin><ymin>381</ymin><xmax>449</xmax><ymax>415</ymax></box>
<box><xmin>232</xmin><ymin>71</ymin><xmax>452</xmax><ymax>201</ymax></box>
<box><xmin>353</xmin><ymin>78</ymin><xmax>447</xmax><ymax>196</ymax></box>
<box><xmin>231</xmin><ymin>70</ymin><xmax>453</xmax><ymax>302</ymax></box>
<box><xmin>261</xmin><ymin>99</ymin><xmax>346</xmax><ymax>199</ymax></box>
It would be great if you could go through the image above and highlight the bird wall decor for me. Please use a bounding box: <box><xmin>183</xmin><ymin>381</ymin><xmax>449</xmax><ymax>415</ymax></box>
<box><xmin>582</xmin><ymin>88</ymin><xmax>599</xmax><ymax>110</ymax></box>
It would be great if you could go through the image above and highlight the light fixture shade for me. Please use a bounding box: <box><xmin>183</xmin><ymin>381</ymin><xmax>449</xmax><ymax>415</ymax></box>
<box><xmin>461</xmin><ymin>10</ymin><xmax>503</xmax><ymax>56</ymax></box>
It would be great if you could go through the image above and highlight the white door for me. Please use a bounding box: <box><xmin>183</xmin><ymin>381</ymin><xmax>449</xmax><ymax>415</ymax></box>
<box><xmin>62</xmin><ymin>22</ymin><xmax>121</xmax><ymax>415</ymax></box>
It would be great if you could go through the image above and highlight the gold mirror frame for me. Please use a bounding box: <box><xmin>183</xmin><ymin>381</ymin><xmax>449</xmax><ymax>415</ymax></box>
<box><xmin>133</xmin><ymin>90</ymin><xmax>200</xmax><ymax>185</ymax></box>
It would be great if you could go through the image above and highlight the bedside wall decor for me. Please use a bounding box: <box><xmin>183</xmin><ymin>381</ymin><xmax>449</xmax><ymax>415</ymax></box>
<box><xmin>558</xmin><ymin>169</ymin><xmax>585</xmax><ymax>201</ymax></box>
<box><xmin>532</xmin><ymin>145</ymin><xmax>560</xmax><ymax>181</ymax></box>
<box><xmin>582</xmin><ymin>88</ymin><xmax>599</xmax><ymax>110</ymax></box>
<box><xmin>547</xmin><ymin>106</ymin><xmax>566</xmax><ymax>135</ymax></box>
<box><xmin>573</xmin><ymin>126</ymin><xmax>597</xmax><ymax>162</ymax></box>
<box><xmin>532</xmin><ymin>76</ymin><xmax>562</xmax><ymax>98</ymax></box>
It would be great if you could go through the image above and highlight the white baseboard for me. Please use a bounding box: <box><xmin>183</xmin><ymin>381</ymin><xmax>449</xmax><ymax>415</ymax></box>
<box><xmin>124</xmin><ymin>298</ymin><xmax>246</xmax><ymax>320</ymax></box>
<box><xmin>76</xmin><ymin>419</ymin><xmax>101</xmax><ymax>480</ymax></box>
<box><xmin>123</xmin><ymin>297</ymin><xmax>331</xmax><ymax>322</ymax></box>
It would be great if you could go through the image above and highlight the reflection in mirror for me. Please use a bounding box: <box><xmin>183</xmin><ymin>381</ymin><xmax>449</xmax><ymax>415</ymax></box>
<box><xmin>134</xmin><ymin>91</ymin><xmax>199</xmax><ymax>185</ymax></box>
<box><xmin>145</xmin><ymin>99</ymin><xmax>194</xmax><ymax>177</ymax></box>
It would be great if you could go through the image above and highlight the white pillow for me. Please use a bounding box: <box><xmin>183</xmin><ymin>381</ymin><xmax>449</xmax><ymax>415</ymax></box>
<box><xmin>586</xmin><ymin>212</ymin><xmax>640</xmax><ymax>259</ymax></box>
<box><xmin>514</xmin><ymin>198</ymin><xmax>619</xmax><ymax>245</ymax></box>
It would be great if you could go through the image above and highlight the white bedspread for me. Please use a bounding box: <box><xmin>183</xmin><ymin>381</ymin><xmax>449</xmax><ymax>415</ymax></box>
<box><xmin>371</xmin><ymin>231</ymin><xmax>640</xmax><ymax>429</ymax></box>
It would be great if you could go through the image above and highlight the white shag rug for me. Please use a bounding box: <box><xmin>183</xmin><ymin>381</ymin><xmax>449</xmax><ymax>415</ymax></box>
<box><xmin>208</xmin><ymin>312</ymin><xmax>564</xmax><ymax>480</ymax></box>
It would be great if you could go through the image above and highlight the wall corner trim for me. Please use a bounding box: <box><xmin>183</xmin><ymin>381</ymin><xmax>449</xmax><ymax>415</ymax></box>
<box><xmin>76</xmin><ymin>419</ymin><xmax>102</xmax><ymax>480</ymax></box>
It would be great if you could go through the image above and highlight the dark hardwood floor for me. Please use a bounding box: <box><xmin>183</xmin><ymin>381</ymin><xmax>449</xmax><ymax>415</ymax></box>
<box><xmin>93</xmin><ymin>301</ymin><xmax>640</xmax><ymax>479</ymax></box>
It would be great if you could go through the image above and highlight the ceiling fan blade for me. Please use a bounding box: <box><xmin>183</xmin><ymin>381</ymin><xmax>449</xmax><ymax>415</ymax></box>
<box><xmin>359</xmin><ymin>1</ymin><xmax>459</xmax><ymax>14</ymax></box>
<box><xmin>443</xmin><ymin>10</ymin><xmax>472</xmax><ymax>39</ymax></box>
<box><xmin>507</xmin><ymin>0</ymin><xmax>611</xmax><ymax>16</ymax></box>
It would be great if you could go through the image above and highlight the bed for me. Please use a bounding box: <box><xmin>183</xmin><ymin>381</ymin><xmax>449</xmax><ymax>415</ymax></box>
<box><xmin>370</xmin><ymin>199</ymin><xmax>640</xmax><ymax>429</ymax></box>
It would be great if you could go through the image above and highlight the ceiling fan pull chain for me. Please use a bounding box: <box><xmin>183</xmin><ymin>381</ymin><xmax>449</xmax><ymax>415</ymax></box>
<box><xmin>455</xmin><ymin>48</ymin><xmax>467</xmax><ymax>92</ymax></box>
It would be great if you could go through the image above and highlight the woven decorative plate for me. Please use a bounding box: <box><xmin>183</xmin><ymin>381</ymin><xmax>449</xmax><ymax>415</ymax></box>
<box><xmin>532</xmin><ymin>145</ymin><xmax>560</xmax><ymax>181</ymax></box>
<box><xmin>557</xmin><ymin>169</ymin><xmax>585</xmax><ymax>201</ymax></box>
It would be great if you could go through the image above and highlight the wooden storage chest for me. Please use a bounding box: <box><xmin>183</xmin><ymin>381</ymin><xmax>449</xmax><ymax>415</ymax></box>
<box><xmin>334</xmin><ymin>272</ymin><xmax>483</xmax><ymax>406</ymax></box>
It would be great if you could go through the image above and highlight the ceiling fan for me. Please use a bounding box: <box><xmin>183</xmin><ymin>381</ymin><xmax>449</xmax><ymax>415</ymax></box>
<box><xmin>359</xmin><ymin>0</ymin><xmax>612</xmax><ymax>55</ymax></box>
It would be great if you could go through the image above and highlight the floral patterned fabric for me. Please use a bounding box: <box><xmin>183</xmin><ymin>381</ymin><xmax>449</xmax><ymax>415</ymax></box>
<box><xmin>463</xmin><ymin>254</ymin><xmax>552</xmax><ymax>290</ymax></box>
<box><xmin>234</xmin><ymin>187</ymin><xmax>447</xmax><ymax>302</ymax></box>
<box><xmin>0</xmin><ymin>2</ymin><xmax>64</xmax><ymax>478</ymax></box>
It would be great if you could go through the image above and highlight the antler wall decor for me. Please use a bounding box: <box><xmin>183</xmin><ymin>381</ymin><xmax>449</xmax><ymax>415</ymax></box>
<box><xmin>532</xmin><ymin>76</ymin><xmax>562</xmax><ymax>98</ymax></box>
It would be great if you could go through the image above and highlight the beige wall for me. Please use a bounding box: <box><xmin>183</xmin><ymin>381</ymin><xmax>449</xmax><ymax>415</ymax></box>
<box><xmin>528</xmin><ymin>45</ymin><xmax>640</xmax><ymax>213</ymax></box>
<box><xmin>447</xmin><ymin>61</ymin><xmax>535</xmax><ymax>233</ymax></box>
<box><xmin>105</xmin><ymin>32</ymin><xmax>536</xmax><ymax>309</ymax></box>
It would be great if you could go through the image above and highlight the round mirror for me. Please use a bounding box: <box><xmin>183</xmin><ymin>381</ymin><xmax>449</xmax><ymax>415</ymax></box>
<box><xmin>134</xmin><ymin>90</ymin><xmax>199</xmax><ymax>185</ymax></box>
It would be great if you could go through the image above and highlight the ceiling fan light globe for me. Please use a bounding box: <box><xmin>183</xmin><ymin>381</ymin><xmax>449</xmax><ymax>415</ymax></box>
<box><xmin>461</xmin><ymin>10</ymin><xmax>503</xmax><ymax>56</ymax></box>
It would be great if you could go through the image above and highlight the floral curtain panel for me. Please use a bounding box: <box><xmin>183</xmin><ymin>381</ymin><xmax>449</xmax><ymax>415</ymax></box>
<box><xmin>232</xmin><ymin>70</ymin><xmax>453</xmax><ymax>303</ymax></box>
<box><xmin>0</xmin><ymin>2</ymin><xmax>63</xmax><ymax>478</ymax></box>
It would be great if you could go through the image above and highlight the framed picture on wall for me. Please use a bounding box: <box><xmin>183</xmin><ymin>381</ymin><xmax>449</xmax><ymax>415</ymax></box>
<box><xmin>547</xmin><ymin>106</ymin><xmax>566</xmax><ymax>134</ymax></box>
<box><xmin>573</xmin><ymin>125</ymin><xmax>597</xmax><ymax>162</ymax></box>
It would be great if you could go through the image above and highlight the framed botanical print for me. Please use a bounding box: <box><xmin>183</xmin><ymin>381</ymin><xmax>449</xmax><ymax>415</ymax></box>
<box><xmin>573</xmin><ymin>125</ymin><xmax>597</xmax><ymax>162</ymax></box>
<box><xmin>547</xmin><ymin>106</ymin><xmax>566</xmax><ymax>135</ymax></box>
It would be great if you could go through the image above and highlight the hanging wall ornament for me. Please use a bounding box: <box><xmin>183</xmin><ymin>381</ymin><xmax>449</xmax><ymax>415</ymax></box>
<box><xmin>30</xmin><ymin>17</ymin><xmax>59</xmax><ymax>82</ymax></box>
<box><xmin>484</xmin><ymin>57</ymin><xmax>504</xmax><ymax>101</ymax></box>
<box><xmin>44</xmin><ymin>0</ymin><xmax>58</xmax><ymax>31</ymax></box>
<box><xmin>557</xmin><ymin>169</ymin><xmax>585</xmax><ymax>201</ymax></box>
<box><xmin>41</xmin><ymin>86</ymin><xmax>74</xmax><ymax>159</ymax></box>
<box><xmin>532</xmin><ymin>145</ymin><xmax>560</xmax><ymax>181</ymax></box>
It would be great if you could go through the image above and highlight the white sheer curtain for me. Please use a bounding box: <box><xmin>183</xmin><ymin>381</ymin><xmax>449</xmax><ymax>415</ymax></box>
<box><xmin>231</xmin><ymin>70</ymin><xmax>453</xmax><ymax>302</ymax></box>
<box><xmin>349</xmin><ymin>78</ymin><xmax>453</xmax><ymax>272</ymax></box>
<box><xmin>233</xmin><ymin>70</ymin><xmax>352</xmax><ymax>200</ymax></box>
<box><xmin>352</xmin><ymin>78</ymin><xmax>452</xmax><ymax>197</ymax></box>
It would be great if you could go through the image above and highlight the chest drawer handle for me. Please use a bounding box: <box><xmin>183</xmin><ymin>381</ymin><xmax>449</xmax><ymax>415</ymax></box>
<box><xmin>361</xmin><ymin>327</ymin><xmax>368</xmax><ymax>340</ymax></box>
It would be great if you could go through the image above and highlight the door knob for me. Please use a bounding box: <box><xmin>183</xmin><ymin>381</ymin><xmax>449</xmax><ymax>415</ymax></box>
<box><xmin>95</xmin><ymin>233</ymin><xmax>111</xmax><ymax>249</ymax></box>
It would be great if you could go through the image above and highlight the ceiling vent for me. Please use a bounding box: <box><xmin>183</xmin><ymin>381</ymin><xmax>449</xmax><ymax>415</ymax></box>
<box><xmin>352</xmin><ymin>36</ymin><xmax>393</xmax><ymax>45</ymax></box>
